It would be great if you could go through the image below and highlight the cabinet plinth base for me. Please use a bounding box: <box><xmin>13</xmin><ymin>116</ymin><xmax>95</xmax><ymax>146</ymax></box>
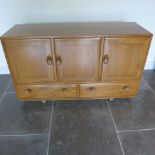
<box><xmin>108</xmin><ymin>98</ymin><xmax>114</xmax><ymax>102</ymax></box>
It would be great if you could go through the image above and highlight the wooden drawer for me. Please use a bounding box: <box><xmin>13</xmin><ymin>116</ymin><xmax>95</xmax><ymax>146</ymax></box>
<box><xmin>80</xmin><ymin>82</ymin><xmax>139</xmax><ymax>98</ymax></box>
<box><xmin>16</xmin><ymin>84</ymin><xmax>77</xmax><ymax>100</ymax></box>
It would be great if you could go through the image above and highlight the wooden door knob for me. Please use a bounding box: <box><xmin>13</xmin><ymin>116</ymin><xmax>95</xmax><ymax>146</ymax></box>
<box><xmin>88</xmin><ymin>87</ymin><xmax>96</xmax><ymax>91</ymax></box>
<box><xmin>56</xmin><ymin>56</ymin><xmax>62</xmax><ymax>65</ymax></box>
<box><xmin>123</xmin><ymin>86</ymin><xmax>130</xmax><ymax>91</ymax></box>
<box><xmin>62</xmin><ymin>88</ymin><xmax>69</xmax><ymax>92</ymax></box>
<box><xmin>47</xmin><ymin>56</ymin><xmax>53</xmax><ymax>65</ymax></box>
<box><xmin>103</xmin><ymin>55</ymin><xmax>109</xmax><ymax>64</ymax></box>
<box><xmin>25</xmin><ymin>89</ymin><xmax>31</xmax><ymax>95</ymax></box>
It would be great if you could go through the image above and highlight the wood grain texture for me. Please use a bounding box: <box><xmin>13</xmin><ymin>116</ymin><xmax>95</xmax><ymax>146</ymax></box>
<box><xmin>101</xmin><ymin>37</ymin><xmax>152</xmax><ymax>81</ymax></box>
<box><xmin>16</xmin><ymin>82</ymin><xmax>139</xmax><ymax>100</ymax></box>
<box><xmin>54</xmin><ymin>38</ymin><xmax>101</xmax><ymax>82</ymax></box>
<box><xmin>16</xmin><ymin>84</ymin><xmax>77</xmax><ymax>99</ymax></box>
<box><xmin>80</xmin><ymin>82</ymin><xmax>139</xmax><ymax>98</ymax></box>
<box><xmin>3</xmin><ymin>39</ymin><xmax>55</xmax><ymax>84</ymax></box>
<box><xmin>0</xmin><ymin>22</ymin><xmax>153</xmax><ymax>101</ymax></box>
<box><xmin>1</xmin><ymin>22</ymin><xmax>152</xmax><ymax>39</ymax></box>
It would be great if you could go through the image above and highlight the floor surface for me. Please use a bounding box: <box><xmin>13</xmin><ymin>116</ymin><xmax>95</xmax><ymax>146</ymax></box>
<box><xmin>0</xmin><ymin>70</ymin><xmax>155</xmax><ymax>155</ymax></box>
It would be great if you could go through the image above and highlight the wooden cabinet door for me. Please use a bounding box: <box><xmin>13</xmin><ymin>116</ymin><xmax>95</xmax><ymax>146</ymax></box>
<box><xmin>54</xmin><ymin>38</ymin><xmax>101</xmax><ymax>82</ymax></box>
<box><xmin>3</xmin><ymin>39</ymin><xmax>54</xmax><ymax>84</ymax></box>
<box><xmin>101</xmin><ymin>37</ymin><xmax>151</xmax><ymax>81</ymax></box>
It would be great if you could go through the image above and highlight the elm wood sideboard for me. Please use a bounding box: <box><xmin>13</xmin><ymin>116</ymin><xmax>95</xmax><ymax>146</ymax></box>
<box><xmin>0</xmin><ymin>22</ymin><xmax>153</xmax><ymax>102</ymax></box>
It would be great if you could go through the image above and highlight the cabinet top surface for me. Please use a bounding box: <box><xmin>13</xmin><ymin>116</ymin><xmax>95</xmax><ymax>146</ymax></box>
<box><xmin>1</xmin><ymin>22</ymin><xmax>152</xmax><ymax>39</ymax></box>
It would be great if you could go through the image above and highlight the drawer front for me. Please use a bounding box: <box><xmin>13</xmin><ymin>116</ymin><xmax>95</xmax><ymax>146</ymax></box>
<box><xmin>80</xmin><ymin>82</ymin><xmax>139</xmax><ymax>98</ymax></box>
<box><xmin>16</xmin><ymin>84</ymin><xmax>77</xmax><ymax>100</ymax></box>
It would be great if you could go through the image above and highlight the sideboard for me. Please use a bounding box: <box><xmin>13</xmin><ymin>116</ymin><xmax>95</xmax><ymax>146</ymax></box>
<box><xmin>0</xmin><ymin>22</ymin><xmax>153</xmax><ymax>102</ymax></box>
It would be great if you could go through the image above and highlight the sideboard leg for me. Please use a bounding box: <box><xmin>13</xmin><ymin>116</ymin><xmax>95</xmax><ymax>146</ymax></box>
<box><xmin>108</xmin><ymin>98</ymin><xmax>114</xmax><ymax>102</ymax></box>
<box><xmin>110</xmin><ymin>98</ymin><xmax>114</xmax><ymax>101</ymax></box>
<box><xmin>41</xmin><ymin>100</ymin><xmax>47</xmax><ymax>104</ymax></box>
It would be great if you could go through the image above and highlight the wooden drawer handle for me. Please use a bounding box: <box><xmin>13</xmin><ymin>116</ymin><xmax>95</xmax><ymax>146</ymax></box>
<box><xmin>56</xmin><ymin>56</ymin><xmax>62</xmax><ymax>65</ymax></box>
<box><xmin>123</xmin><ymin>86</ymin><xmax>130</xmax><ymax>91</ymax></box>
<box><xmin>88</xmin><ymin>87</ymin><xmax>96</xmax><ymax>91</ymax></box>
<box><xmin>47</xmin><ymin>56</ymin><xmax>53</xmax><ymax>65</ymax></box>
<box><xmin>25</xmin><ymin>89</ymin><xmax>32</xmax><ymax>95</ymax></box>
<box><xmin>62</xmin><ymin>88</ymin><xmax>69</xmax><ymax>92</ymax></box>
<box><xmin>103</xmin><ymin>55</ymin><xmax>109</xmax><ymax>64</ymax></box>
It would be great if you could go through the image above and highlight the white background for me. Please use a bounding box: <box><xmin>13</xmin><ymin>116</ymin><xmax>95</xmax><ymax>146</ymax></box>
<box><xmin>0</xmin><ymin>0</ymin><xmax>155</xmax><ymax>74</ymax></box>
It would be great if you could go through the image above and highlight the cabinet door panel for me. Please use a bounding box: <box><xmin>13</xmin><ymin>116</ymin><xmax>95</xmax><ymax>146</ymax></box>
<box><xmin>101</xmin><ymin>37</ymin><xmax>151</xmax><ymax>81</ymax></box>
<box><xmin>3</xmin><ymin>39</ymin><xmax>54</xmax><ymax>84</ymax></box>
<box><xmin>54</xmin><ymin>38</ymin><xmax>101</xmax><ymax>82</ymax></box>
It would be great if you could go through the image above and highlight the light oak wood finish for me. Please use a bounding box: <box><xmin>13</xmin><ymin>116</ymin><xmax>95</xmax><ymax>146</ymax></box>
<box><xmin>54</xmin><ymin>38</ymin><xmax>101</xmax><ymax>82</ymax></box>
<box><xmin>2</xmin><ymin>39</ymin><xmax>54</xmax><ymax>84</ymax></box>
<box><xmin>0</xmin><ymin>22</ymin><xmax>153</xmax><ymax>101</ymax></box>
<box><xmin>1</xmin><ymin>22</ymin><xmax>152</xmax><ymax>38</ymax></box>
<box><xmin>80</xmin><ymin>82</ymin><xmax>139</xmax><ymax>98</ymax></box>
<box><xmin>101</xmin><ymin>37</ymin><xmax>151</xmax><ymax>81</ymax></box>
<box><xmin>16</xmin><ymin>84</ymin><xmax>77</xmax><ymax>99</ymax></box>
